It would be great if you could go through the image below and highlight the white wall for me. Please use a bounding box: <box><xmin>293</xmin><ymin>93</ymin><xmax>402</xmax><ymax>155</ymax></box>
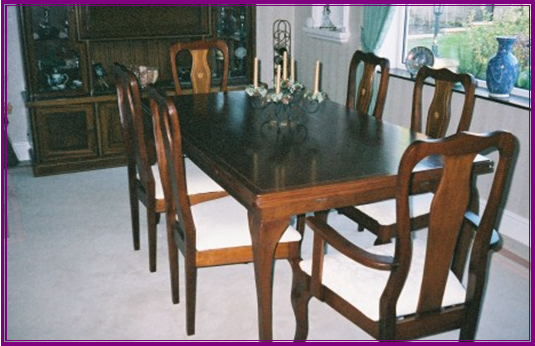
<box><xmin>6</xmin><ymin>5</ymin><xmax>31</xmax><ymax>161</ymax></box>
<box><xmin>255</xmin><ymin>5</ymin><xmax>295</xmax><ymax>87</ymax></box>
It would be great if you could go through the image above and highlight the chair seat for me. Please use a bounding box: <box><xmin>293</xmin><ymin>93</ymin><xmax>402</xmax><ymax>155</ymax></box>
<box><xmin>355</xmin><ymin>193</ymin><xmax>434</xmax><ymax>226</ymax></box>
<box><xmin>183</xmin><ymin>158</ymin><xmax>225</xmax><ymax>195</ymax></box>
<box><xmin>300</xmin><ymin>239</ymin><xmax>466</xmax><ymax>321</ymax></box>
<box><xmin>145</xmin><ymin>158</ymin><xmax>224</xmax><ymax>200</ymax></box>
<box><xmin>192</xmin><ymin>196</ymin><xmax>302</xmax><ymax>251</ymax></box>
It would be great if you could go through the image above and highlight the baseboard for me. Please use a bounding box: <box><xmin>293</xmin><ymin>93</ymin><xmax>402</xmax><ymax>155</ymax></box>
<box><xmin>481</xmin><ymin>198</ymin><xmax>530</xmax><ymax>249</ymax></box>
<box><xmin>499</xmin><ymin>233</ymin><xmax>530</xmax><ymax>265</ymax></box>
<box><xmin>497</xmin><ymin>208</ymin><xmax>530</xmax><ymax>248</ymax></box>
<box><xmin>12</xmin><ymin>141</ymin><xmax>32</xmax><ymax>161</ymax></box>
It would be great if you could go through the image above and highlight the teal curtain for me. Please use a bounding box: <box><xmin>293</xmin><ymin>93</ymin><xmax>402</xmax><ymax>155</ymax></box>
<box><xmin>361</xmin><ymin>6</ymin><xmax>395</xmax><ymax>53</ymax></box>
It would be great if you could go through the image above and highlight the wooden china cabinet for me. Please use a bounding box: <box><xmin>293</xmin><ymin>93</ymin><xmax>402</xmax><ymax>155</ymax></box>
<box><xmin>19</xmin><ymin>5</ymin><xmax>256</xmax><ymax>176</ymax></box>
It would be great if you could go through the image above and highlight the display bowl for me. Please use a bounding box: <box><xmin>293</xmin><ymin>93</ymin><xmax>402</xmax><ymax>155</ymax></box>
<box><xmin>129</xmin><ymin>65</ymin><xmax>159</xmax><ymax>88</ymax></box>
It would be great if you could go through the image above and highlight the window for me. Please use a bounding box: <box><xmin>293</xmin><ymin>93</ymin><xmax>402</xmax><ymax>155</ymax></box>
<box><xmin>383</xmin><ymin>5</ymin><xmax>530</xmax><ymax>96</ymax></box>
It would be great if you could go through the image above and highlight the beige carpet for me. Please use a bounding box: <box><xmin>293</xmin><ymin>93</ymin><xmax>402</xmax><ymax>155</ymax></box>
<box><xmin>4</xmin><ymin>165</ymin><xmax>531</xmax><ymax>341</ymax></box>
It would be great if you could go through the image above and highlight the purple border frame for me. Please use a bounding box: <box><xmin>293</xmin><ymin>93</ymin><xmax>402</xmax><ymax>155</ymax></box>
<box><xmin>2</xmin><ymin>2</ymin><xmax>531</xmax><ymax>344</ymax></box>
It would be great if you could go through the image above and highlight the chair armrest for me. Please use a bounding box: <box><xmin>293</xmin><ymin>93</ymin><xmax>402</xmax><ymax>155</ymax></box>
<box><xmin>306</xmin><ymin>216</ymin><xmax>395</xmax><ymax>270</ymax></box>
<box><xmin>464</xmin><ymin>211</ymin><xmax>501</xmax><ymax>248</ymax></box>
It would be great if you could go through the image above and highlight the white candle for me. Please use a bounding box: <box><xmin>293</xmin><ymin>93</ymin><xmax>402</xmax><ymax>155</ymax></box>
<box><xmin>313</xmin><ymin>60</ymin><xmax>320</xmax><ymax>95</ymax></box>
<box><xmin>282</xmin><ymin>51</ymin><xmax>288</xmax><ymax>80</ymax></box>
<box><xmin>275</xmin><ymin>65</ymin><xmax>281</xmax><ymax>94</ymax></box>
<box><xmin>290</xmin><ymin>58</ymin><xmax>295</xmax><ymax>82</ymax></box>
<box><xmin>253</xmin><ymin>57</ymin><xmax>258</xmax><ymax>89</ymax></box>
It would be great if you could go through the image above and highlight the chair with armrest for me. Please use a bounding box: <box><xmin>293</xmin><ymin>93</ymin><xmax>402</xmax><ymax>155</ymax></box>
<box><xmin>170</xmin><ymin>39</ymin><xmax>229</xmax><ymax>95</ymax></box>
<box><xmin>292</xmin><ymin>130</ymin><xmax>516</xmax><ymax>340</ymax></box>
<box><xmin>338</xmin><ymin>66</ymin><xmax>477</xmax><ymax>244</ymax></box>
<box><xmin>346</xmin><ymin>50</ymin><xmax>390</xmax><ymax>120</ymax></box>
<box><xmin>114</xmin><ymin>63</ymin><xmax>226</xmax><ymax>273</ymax></box>
<box><xmin>148</xmin><ymin>85</ymin><xmax>303</xmax><ymax>336</ymax></box>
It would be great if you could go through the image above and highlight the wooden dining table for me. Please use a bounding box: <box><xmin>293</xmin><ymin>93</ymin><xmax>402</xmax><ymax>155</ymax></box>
<box><xmin>169</xmin><ymin>90</ymin><xmax>493</xmax><ymax>340</ymax></box>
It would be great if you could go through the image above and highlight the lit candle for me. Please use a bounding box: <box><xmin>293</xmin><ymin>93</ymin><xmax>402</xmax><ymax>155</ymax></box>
<box><xmin>276</xmin><ymin>65</ymin><xmax>281</xmax><ymax>94</ymax></box>
<box><xmin>253</xmin><ymin>57</ymin><xmax>258</xmax><ymax>89</ymax></box>
<box><xmin>313</xmin><ymin>60</ymin><xmax>320</xmax><ymax>95</ymax></box>
<box><xmin>282</xmin><ymin>51</ymin><xmax>288</xmax><ymax>80</ymax></box>
<box><xmin>290</xmin><ymin>58</ymin><xmax>295</xmax><ymax>82</ymax></box>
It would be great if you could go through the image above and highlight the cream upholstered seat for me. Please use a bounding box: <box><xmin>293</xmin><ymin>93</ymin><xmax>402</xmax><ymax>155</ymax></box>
<box><xmin>354</xmin><ymin>193</ymin><xmax>433</xmax><ymax>227</ymax></box>
<box><xmin>191</xmin><ymin>196</ymin><xmax>301</xmax><ymax>251</ymax></box>
<box><xmin>300</xmin><ymin>239</ymin><xmax>466</xmax><ymax>321</ymax></box>
<box><xmin>146</xmin><ymin>158</ymin><xmax>224</xmax><ymax>200</ymax></box>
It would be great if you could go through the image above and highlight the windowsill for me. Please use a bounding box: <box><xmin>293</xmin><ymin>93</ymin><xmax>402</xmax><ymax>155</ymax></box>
<box><xmin>302</xmin><ymin>27</ymin><xmax>350</xmax><ymax>43</ymax></box>
<box><xmin>390</xmin><ymin>68</ymin><xmax>530</xmax><ymax>111</ymax></box>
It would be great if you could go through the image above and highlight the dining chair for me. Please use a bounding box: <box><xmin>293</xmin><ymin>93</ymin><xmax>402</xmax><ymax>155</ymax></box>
<box><xmin>292</xmin><ymin>130</ymin><xmax>516</xmax><ymax>341</ymax></box>
<box><xmin>114</xmin><ymin>63</ymin><xmax>226</xmax><ymax>273</ymax></box>
<box><xmin>338</xmin><ymin>66</ymin><xmax>477</xmax><ymax>245</ymax></box>
<box><xmin>346</xmin><ymin>50</ymin><xmax>390</xmax><ymax>120</ymax></box>
<box><xmin>148</xmin><ymin>85</ymin><xmax>303</xmax><ymax>336</ymax></box>
<box><xmin>169</xmin><ymin>39</ymin><xmax>229</xmax><ymax>95</ymax></box>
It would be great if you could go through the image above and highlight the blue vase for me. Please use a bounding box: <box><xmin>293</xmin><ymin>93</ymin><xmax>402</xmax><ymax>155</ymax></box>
<box><xmin>486</xmin><ymin>36</ymin><xmax>519</xmax><ymax>98</ymax></box>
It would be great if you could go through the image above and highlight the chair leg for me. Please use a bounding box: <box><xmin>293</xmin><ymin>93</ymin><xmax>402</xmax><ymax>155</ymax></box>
<box><xmin>459</xmin><ymin>327</ymin><xmax>477</xmax><ymax>341</ymax></box>
<box><xmin>128</xmin><ymin>185</ymin><xmax>140</xmax><ymax>251</ymax></box>
<box><xmin>357</xmin><ymin>224</ymin><xmax>365</xmax><ymax>232</ymax></box>
<box><xmin>147</xmin><ymin>207</ymin><xmax>158</xmax><ymax>273</ymax></box>
<box><xmin>166</xmin><ymin>220</ymin><xmax>179</xmax><ymax>305</ymax></box>
<box><xmin>296</xmin><ymin>214</ymin><xmax>306</xmax><ymax>237</ymax></box>
<box><xmin>459</xmin><ymin>302</ymin><xmax>482</xmax><ymax>340</ymax></box>
<box><xmin>186</xmin><ymin>261</ymin><xmax>197</xmax><ymax>336</ymax></box>
<box><xmin>291</xmin><ymin>265</ymin><xmax>311</xmax><ymax>341</ymax></box>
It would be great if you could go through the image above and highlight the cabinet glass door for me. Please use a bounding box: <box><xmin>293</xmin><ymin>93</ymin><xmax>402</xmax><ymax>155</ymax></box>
<box><xmin>213</xmin><ymin>6</ymin><xmax>255</xmax><ymax>86</ymax></box>
<box><xmin>23</xmin><ymin>6</ymin><xmax>84</xmax><ymax>98</ymax></box>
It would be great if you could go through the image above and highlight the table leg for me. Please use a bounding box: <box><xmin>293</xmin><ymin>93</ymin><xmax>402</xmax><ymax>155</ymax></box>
<box><xmin>248</xmin><ymin>210</ymin><xmax>290</xmax><ymax>341</ymax></box>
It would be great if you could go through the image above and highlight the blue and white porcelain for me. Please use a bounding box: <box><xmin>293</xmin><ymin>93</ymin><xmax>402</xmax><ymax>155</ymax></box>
<box><xmin>486</xmin><ymin>36</ymin><xmax>519</xmax><ymax>98</ymax></box>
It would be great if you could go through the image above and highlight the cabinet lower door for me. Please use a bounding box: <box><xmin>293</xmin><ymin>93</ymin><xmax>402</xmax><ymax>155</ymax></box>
<box><xmin>97</xmin><ymin>102</ymin><xmax>125</xmax><ymax>157</ymax></box>
<box><xmin>32</xmin><ymin>104</ymin><xmax>98</xmax><ymax>175</ymax></box>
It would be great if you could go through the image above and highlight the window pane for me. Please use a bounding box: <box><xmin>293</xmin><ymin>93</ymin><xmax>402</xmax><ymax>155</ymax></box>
<box><xmin>405</xmin><ymin>5</ymin><xmax>530</xmax><ymax>91</ymax></box>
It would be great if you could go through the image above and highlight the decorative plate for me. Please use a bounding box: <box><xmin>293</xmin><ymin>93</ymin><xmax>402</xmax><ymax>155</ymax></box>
<box><xmin>235</xmin><ymin>47</ymin><xmax>247</xmax><ymax>59</ymax></box>
<box><xmin>405</xmin><ymin>46</ymin><xmax>435</xmax><ymax>76</ymax></box>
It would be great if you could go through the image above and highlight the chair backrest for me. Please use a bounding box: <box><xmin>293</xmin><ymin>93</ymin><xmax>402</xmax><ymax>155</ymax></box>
<box><xmin>346</xmin><ymin>50</ymin><xmax>390</xmax><ymax>120</ymax></box>
<box><xmin>411</xmin><ymin>66</ymin><xmax>476</xmax><ymax>139</ymax></box>
<box><xmin>148</xmin><ymin>86</ymin><xmax>196</xmax><ymax>248</ymax></box>
<box><xmin>170</xmin><ymin>39</ymin><xmax>229</xmax><ymax>95</ymax></box>
<box><xmin>114</xmin><ymin>63</ymin><xmax>156</xmax><ymax>187</ymax></box>
<box><xmin>388</xmin><ymin>131</ymin><xmax>516</xmax><ymax>336</ymax></box>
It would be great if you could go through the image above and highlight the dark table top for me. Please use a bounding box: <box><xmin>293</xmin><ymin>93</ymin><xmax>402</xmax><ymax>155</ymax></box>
<box><xmin>172</xmin><ymin>91</ymin><xmax>432</xmax><ymax>197</ymax></box>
